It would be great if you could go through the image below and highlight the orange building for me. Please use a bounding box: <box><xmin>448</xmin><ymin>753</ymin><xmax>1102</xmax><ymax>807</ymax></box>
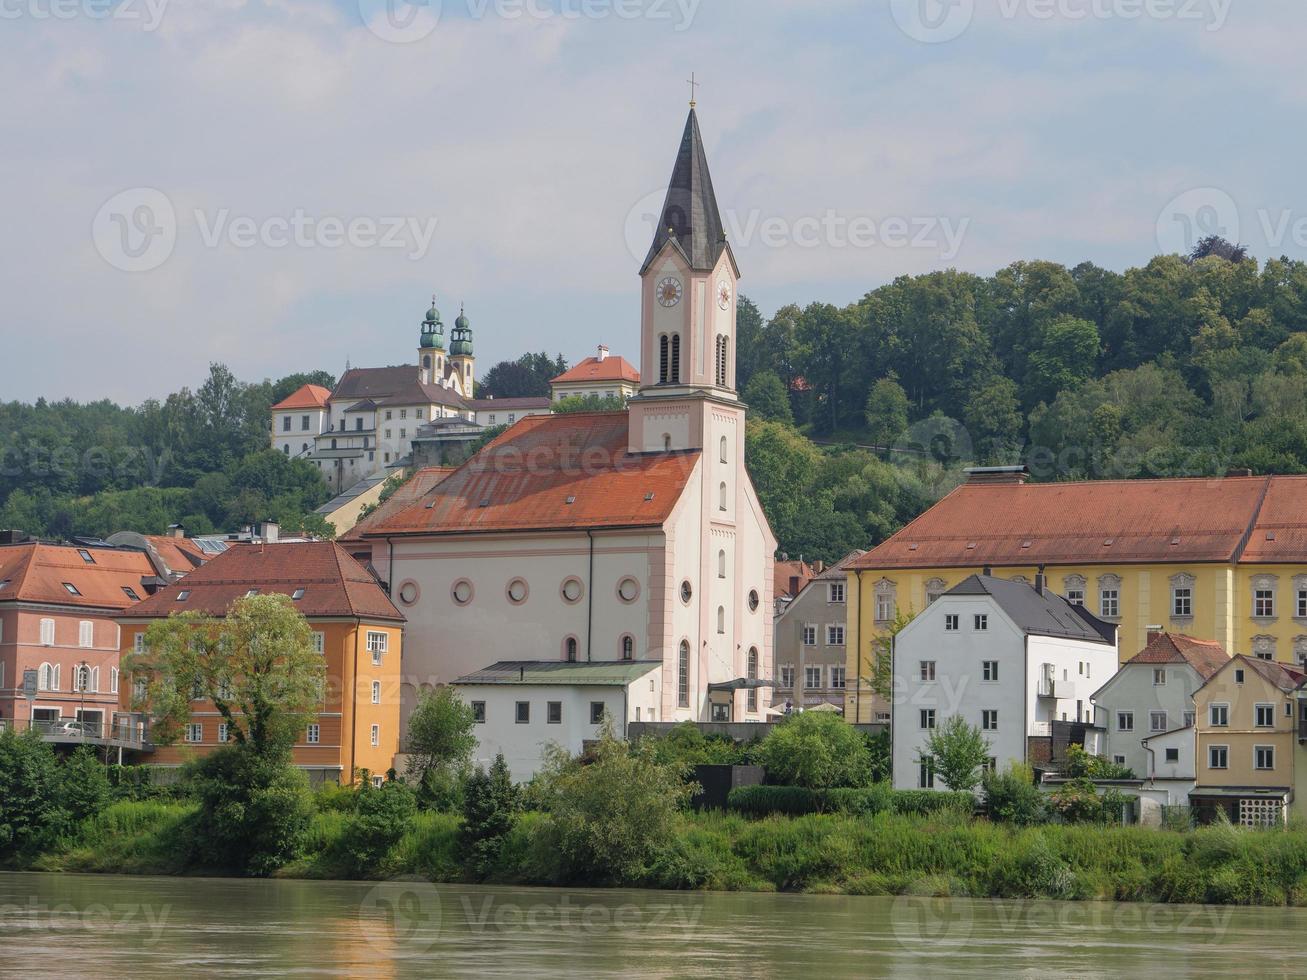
<box><xmin>118</xmin><ymin>541</ymin><xmax>405</xmax><ymax>785</ymax></box>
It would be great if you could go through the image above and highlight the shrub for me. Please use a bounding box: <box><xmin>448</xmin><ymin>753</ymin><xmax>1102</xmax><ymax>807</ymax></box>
<box><xmin>633</xmin><ymin>722</ymin><xmax>749</xmax><ymax>775</ymax></box>
<box><xmin>340</xmin><ymin>781</ymin><xmax>418</xmax><ymax>874</ymax></box>
<box><xmin>530</xmin><ymin>721</ymin><xmax>691</xmax><ymax>884</ymax></box>
<box><xmin>752</xmin><ymin>713</ymin><xmax>873</xmax><ymax>789</ymax></box>
<box><xmin>726</xmin><ymin>785</ymin><xmax>951</xmax><ymax>818</ymax></box>
<box><xmin>1065</xmin><ymin>744</ymin><xmax>1136</xmax><ymax>780</ymax></box>
<box><xmin>460</xmin><ymin>754</ymin><xmax>519</xmax><ymax>880</ymax></box>
<box><xmin>0</xmin><ymin>729</ymin><xmax>68</xmax><ymax>859</ymax></box>
<box><xmin>727</xmin><ymin>786</ymin><xmax>824</xmax><ymax>817</ymax></box>
<box><xmin>890</xmin><ymin>790</ymin><xmax>974</xmax><ymax>816</ymax></box>
<box><xmin>183</xmin><ymin>745</ymin><xmax>315</xmax><ymax>876</ymax></box>
<box><xmin>983</xmin><ymin>763</ymin><xmax>1048</xmax><ymax>825</ymax></box>
<box><xmin>59</xmin><ymin>747</ymin><xmax>111</xmax><ymax>824</ymax></box>
<box><xmin>1047</xmin><ymin>779</ymin><xmax>1132</xmax><ymax>824</ymax></box>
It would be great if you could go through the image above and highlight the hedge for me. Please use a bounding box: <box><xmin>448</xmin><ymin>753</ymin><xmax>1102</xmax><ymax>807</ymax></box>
<box><xmin>726</xmin><ymin>784</ymin><xmax>973</xmax><ymax>818</ymax></box>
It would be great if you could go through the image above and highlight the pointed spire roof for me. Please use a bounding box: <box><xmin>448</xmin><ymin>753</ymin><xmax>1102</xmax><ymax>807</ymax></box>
<box><xmin>641</xmin><ymin>108</ymin><xmax>732</xmax><ymax>275</ymax></box>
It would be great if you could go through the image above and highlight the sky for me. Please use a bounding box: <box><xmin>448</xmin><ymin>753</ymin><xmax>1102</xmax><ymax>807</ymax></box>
<box><xmin>2</xmin><ymin>0</ymin><xmax>1304</xmax><ymax>404</ymax></box>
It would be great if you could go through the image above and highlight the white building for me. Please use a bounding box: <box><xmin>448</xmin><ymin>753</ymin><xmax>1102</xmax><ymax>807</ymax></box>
<box><xmin>1091</xmin><ymin>631</ymin><xmax>1230</xmax><ymax>804</ymax></box>
<box><xmin>892</xmin><ymin>574</ymin><xmax>1119</xmax><ymax>791</ymax></box>
<box><xmin>453</xmin><ymin>661</ymin><xmax>662</xmax><ymax>780</ymax></box>
<box><xmin>362</xmin><ymin>106</ymin><xmax>777</xmax><ymax>733</ymax></box>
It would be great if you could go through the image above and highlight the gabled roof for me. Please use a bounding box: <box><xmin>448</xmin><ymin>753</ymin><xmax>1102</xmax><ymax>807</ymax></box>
<box><xmin>774</xmin><ymin>559</ymin><xmax>815</xmax><ymax>600</ymax></box>
<box><xmin>945</xmin><ymin>575</ymin><xmax>1116</xmax><ymax>645</ymax></box>
<box><xmin>452</xmin><ymin>660</ymin><xmax>661</xmax><ymax>687</ymax></box>
<box><xmin>0</xmin><ymin>543</ymin><xmax>155</xmax><ymax>610</ymax></box>
<box><xmin>551</xmin><ymin>355</ymin><xmax>641</xmax><ymax>387</ymax></box>
<box><xmin>271</xmin><ymin>384</ymin><xmax>331</xmax><ymax>412</ymax></box>
<box><xmin>119</xmin><ymin>542</ymin><xmax>404</xmax><ymax>622</ymax></box>
<box><xmin>1199</xmin><ymin>653</ymin><xmax>1307</xmax><ymax>694</ymax></box>
<box><xmin>1124</xmin><ymin>632</ymin><xmax>1230</xmax><ymax>680</ymax></box>
<box><xmin>851</xmin><ymin>475</ymin><xmax>1307</xmax><ymax>569</ymax></box>
<box><xmin>339</xmin><ymin>467</ymin><xmax>458</xmax><ymax>544</ymax></box>
<box><xmin>641</xmin><ymin>108</ymin><xmax>733</xmax><ymax>275</ymax></box>
<box><xmin>375</xmin><ymin>380</ymin><xmax>468</xmax><ymax>410</ymax></box>
<box><xmin>366</xmin><ymin>412</ymin><xmax>698</xmax><ymax>537</ymax></box>
<box><xmin>331</xmin><ymin>366</ymin><xmax>419</xmax><ymax>403</ymax></box>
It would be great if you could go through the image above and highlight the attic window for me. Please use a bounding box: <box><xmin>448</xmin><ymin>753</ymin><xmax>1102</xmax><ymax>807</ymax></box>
<box><xmin>122</xmin><ymin>587</ymin><xmax>140</xmax><ymax>601</ymax></box>
<box><xmin>1103</xmin><ymin>538</ymin><xmax>1114</xmax><ymax>547</ymax></box>
<box><xmin>292</xmin><ymin>588</ymin><xmax>306</xmax><ymax>600</ymax></box>
<box><xmin>1267</xmin><ymin>531</ymin><xmax>1278</xmax><ymax>541</ymax></box>
<box><xmin>177</xmin><ymin>590</ymin><xmax>191</xmax><ymax>601</ymax></box>
<box><xmin>479</xmin><ymin>499</ymin><xmax>491</xmax><ymax>509</ymax></box>
<box><xmin>645</xmin><ymin>493</ymin><xmax>655</xmax><ymax>502</ymax></box>
<box><xmin>908</xmin><ymin>543</ymin><xmax>919</xmax><ymax>551</ymax></box>
<box><xmin>966</xmin><ymin>542</ymin><xmax>977</xmax><ymax>550</ymax></box>
<box><xmin>0</xmin><ymin>579</ymin><xmax>10</xmax><ymax>591</ymax></box>
<box><xmin>62</xmin><ymin>582</ymin><xmax>81</xmax><ymax>596</ymax></box>
<box><xmin>78</xmin><ymin>549</ymin><xmax>95</xmax><ymax>564</ymax></box>
<box><xmin>1171</xmin><ymin>537</ymin><xmax>1181</xmax><ymax>546</ymax></box>
<box><xmin>246</xmin><ymin>589</ymin><xmax>259</xmax><ymax>597</ymax></box>
<box><xmin>565</xmin><ymin>496</ymin><xmax>577</xmax><ymax>505</ymax></box>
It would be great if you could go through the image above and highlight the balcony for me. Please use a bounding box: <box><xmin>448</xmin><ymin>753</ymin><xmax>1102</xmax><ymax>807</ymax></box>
<box><xmin>0</xmin><ymin>715</ymin><xmax>152</xmax><ymax>751</ymax></box>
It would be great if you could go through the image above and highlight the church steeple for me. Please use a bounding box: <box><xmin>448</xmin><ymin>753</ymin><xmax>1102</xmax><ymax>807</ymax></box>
<box><xmin>640</xmin><ymin>108</ymin><xmax>733</xmax><ymax>276</ymax></box>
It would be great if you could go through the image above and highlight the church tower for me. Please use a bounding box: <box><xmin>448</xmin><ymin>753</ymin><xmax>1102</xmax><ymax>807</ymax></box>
<box><xmin>628</xmin><ymin>106</ymin><xmax>742</xmax><ymax>457</ymax></box>
<box><xmin>418</xmin><ymin>297</ymin><xmax>446</xmax><ymax>386</ymax></box>
<box><xmin>449</xmin><ymin>305</ymin><xmax>475</xmax><ymax>397</ymax></box>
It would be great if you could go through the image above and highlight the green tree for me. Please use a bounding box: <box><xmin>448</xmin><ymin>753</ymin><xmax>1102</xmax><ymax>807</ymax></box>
<box><xmin>553</xmin><ymin>394</ymin><xmax>627</xmax><ymax>414</ymax></box>
<box><xmin>460</xmin><ymin>753</ymin><xmax>519</xmax><ymax>880</ymax></box>
<box><xmin>479</xmin><ymin>352</ymin><xmax>569</xmax><ymax>398</ymax></box>
<box><xmin>864</xmin><ymin>377</ymin><xmax>910</xmax><ymax>448</ymax></box>
<box><xmin>340</xmin><ymin>780</ymin><xmax>418</xmax><ymax>873</ymax></box>
<box><xmin>1025</xmin><ymin>315</ymin><xmax>1101</xmax><ymax>407</ymax></box>
<box><xmin>752</xmin><ymin>713</ymin><xmax>873</xmax><ymax>789</ymax></box>
<box><xmin>0</xmin><ymin>729</ymin><xmax>67</xmax><ymax>858</ymax></box>
<box><xmin>125</xmin><ymin>595</ymin><xmax>326</xmax><ymax>760</ymax></box>
<box><xmin>59</xmin><ymin>746</ymin><xmax>112</xmax><ymax>823</ymax></box>
<box><xmin>405</xmin><ymin>688</ymin><xmax>477</xmax><ymax>806</ymax></box>
<box><xmin>982</xmin><ymin>762</ymin><xmax>1047</xmax><ymax>825</ymax></box>
<box><xmin>532</xmin><ymin>720</ymin><xmax>691</xmax><ymax>884</ymax></box>
<box><xmin>742</xmin><ymin>371</ymin><xmax>794</xmax><ymax>425</ymax></box>
<box><xmin>918</xmin><ymin>715</ymin><xmax>991</xmax><ymax>793</ymax></box>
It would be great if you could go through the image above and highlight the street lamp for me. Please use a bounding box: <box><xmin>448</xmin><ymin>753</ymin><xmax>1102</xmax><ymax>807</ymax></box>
<box><xmin>77</xmin><ymin>660</ymin><xmax>87</xmax><ymax>739</ymax></box>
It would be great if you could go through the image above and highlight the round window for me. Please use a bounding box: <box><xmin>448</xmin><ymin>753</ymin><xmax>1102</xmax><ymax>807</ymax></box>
<box><xmin>398</xmin><ymin>581</ymin><xmax>420</xmax><ymax>606</ymax></box>
<box><xmin>452</xmin><ymin>579</ymin><xmax>474</xmax><ymax>606</ymax></box>
<box><xmin>507</xmin><ymin>579</ymin><xmax>529</xmax><ymax>604</ymax></box>
<box><xmin>562</xmin><ymin>578</ymin><xmax>585</xmax><ymax>604</ymax></box>
<box><xmin>618</xmin><ymin>577</ymin><xmax>640</xmax><ymax>603</ymax></box>
<box><xmin>748</xmin><ymin>589</ymin><xmax>760</xmax><ymax>612</ymax></box>
<box><xmin>680</xmin><ymin>580</ymin><xmax>693</xmax><ymax>604</ymax></box>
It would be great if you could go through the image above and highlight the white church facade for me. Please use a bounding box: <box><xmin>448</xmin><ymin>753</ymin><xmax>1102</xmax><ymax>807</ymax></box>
<box><xmin>364</xmin><ymin>107</ymin><xmax>777</xmax><ymax>747</ymax></box>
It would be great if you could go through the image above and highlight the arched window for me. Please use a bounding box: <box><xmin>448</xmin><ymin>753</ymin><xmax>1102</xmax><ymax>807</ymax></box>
<box><xmin>718</xmin><ymin>549</ymin><xmax>727</xmax><ymax>579</ymax></box>
<box><xmin>717</xmin><ymin>606</ymin><xmax>726</xmax><ymax>634</ymax></box>
<box><xmin>659</xmin><ymin>335</ymin><xmax>669</xmax><ymax>383</ymax></box>
<box><xmin>110</xmin><ymin>667</ymin><xmax>119</xmax><ymax>694</ymax></box>
<box><xmin>747</xmin><ymin>647</ymin><xmax>759</xmax><ymax>712</ymax></box>
<box><xmin>719</xmin><ymin>436</ymin><xmax>728</xmax><ymax>463</ymax></box>
<box><xmin>38</xmin><ymin>663</ymin><xmax>54</xmax><ymax>691</ymax></box>
<box><xmin>621</xmin><ymin>636</ymin><xmax>634</xmax><ymax>661</ymax></box>
<box><xmin>719</xmin><ymin>482</ymin><xmax>728</xmax><ymax>511</ymax></box>
<box><xmin>565</xmin><ymin>637</ymin><xmax>578</xmax><ymax>662</ymax></box>
<box><xmin>677</xmin><ymin>641</ymin><xmax>690</xmax><ymax>708</ymax></box>
<box><xmin>670</xmin><ymin>334</ymin><xmax>681</xmax><ymax>383</ymax></box>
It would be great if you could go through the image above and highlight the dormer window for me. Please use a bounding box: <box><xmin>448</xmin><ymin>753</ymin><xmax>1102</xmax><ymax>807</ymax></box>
<box><xmin>62</xmin><ymin>582</ymin><xmax>81</xmax><ymax>596</ymax></box>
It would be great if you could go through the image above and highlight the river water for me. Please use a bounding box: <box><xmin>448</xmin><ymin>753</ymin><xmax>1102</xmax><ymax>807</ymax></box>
<box><xmin>1</xmin><ymin>872</ymin><xmax>1305</xmax><ymax>977</ymax></box>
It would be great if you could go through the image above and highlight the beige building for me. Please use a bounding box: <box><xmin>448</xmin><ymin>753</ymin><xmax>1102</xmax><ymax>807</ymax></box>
<box><xmin>772</xmin><ymin>552</ymin><xmax>867</xmax><ymax>715</ymax></box>
<box><xmin>1191</xmin><ymin>654</ymin><xmax>1307</xmax><ymax>825</ymax></box>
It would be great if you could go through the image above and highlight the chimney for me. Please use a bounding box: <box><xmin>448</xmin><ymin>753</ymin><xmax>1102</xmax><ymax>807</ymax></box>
<box><xmin>965</xmin><ymin>466</ymin><xmax>1030</xmax><ymax>486</ymax></box>
<box><xmin>814</xmin><ymin>560</ymin><xmax>826</xmax><ymax>575</ymax></box>
<box><xmin>983</xmin><ymin>565</ymin><xmax>993</xmax><ymax>577</ymax></box>
<box><xmin>167</xmin><ymin>524</ymin><xmax>186</xmax><ymax>539</ymax></box>
<box><xmin>1146</xmin><ymin>625</ymin><xmax>1165</xmax><ymax>645</ymax></box>
<box><xmin>1225</xmin><ymin>468</ymin><xmax>1254</xmax><ymax>478</ymax></box>
<box><xmin>1035</xmin><ymin>564</ymin><xmax>1046</xmax><ymax>596</ymax></box>
<box><xmin>260</xmin><ymin>521</ymin><xmax>280</xmax><ymax>544</ymax></box>
<box><xmin>789</xmin><ymin>576</ymin><xmax>800</xmax><ymax>596</ymax></box>
<box><xmin>597</xmin><ymin>345</ymin><xmax>609</xmax><ymax>362</ymax></box>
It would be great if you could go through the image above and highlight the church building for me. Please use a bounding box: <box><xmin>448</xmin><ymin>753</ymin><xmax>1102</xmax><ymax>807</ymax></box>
<box><xmin>364</xmin><ymin>107</ymin><xmax>777</xmax><ymax>744</ymax></box>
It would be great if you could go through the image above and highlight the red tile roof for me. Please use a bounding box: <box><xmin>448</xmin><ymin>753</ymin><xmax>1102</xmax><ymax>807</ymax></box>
<box><xmin>1201</xmin><ymin>654</ymin><xmax>1307</xmax><ymax>694</ymax></box>
<box><xmin>270</xmin><ymin>384</ymin><xmax>332</xmax><ymax>411</ymax></box>
<box><xmin>774</xmin><ymin>559</ymin><xmax>815</xmax><ymax>600</ymax></box>
<box><xmin>366</xmin><ymin>412</ymin><xmax>698</xmax><ymax>536</ymax></box>
<box><xmin>551</xmin><ymin>355</ymin><xmax>640</xmax><ymax>386</ymax></box>
<box><xmin>120</xmin><ymin>542</ymin><xmax>404</xmax><ymax>622</ymax></box>
<box><xmin>339</xmin><ymin>467</ymin><xmax>458</xmax><ymax>544</ymax></box>
<box><xmin>0</xmin><ymin>544</ymin><xmax>155</xmax><ymax>610</ymax></box>
<box><xmin>143</xmin><ymin>535</ymin><xmax>211</xmax><ymax>574</ymax></box>
<box><xmin>1125</xmin><ymin>632</ymin><xmax>1231</xmax><ymax>680</ymax></box>
<box><xmin>851</xmin><ymin>475</ymin><xmax>1307</xmax><ymax>570</ymax></box>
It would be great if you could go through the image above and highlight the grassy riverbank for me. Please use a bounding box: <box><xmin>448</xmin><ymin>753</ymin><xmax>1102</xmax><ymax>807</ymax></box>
<box><xmin>28</xmin><ymin>800</ymin><xmax>1307</xmax><ymax>907</ymax></box>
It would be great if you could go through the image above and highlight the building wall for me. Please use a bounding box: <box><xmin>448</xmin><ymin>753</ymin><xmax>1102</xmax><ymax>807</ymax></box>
<box><xmin>1096</xmin><ymin>662</ymin><xmax>1208</xmax><ymax>779</ymax></box>
<box><xmin>0</xmin><ymin>606</ymin><xmax>125</xmax><ymax>728</ymax></box>
<box><xmin>774</xmin><ymin>576</ymin><xmax>850</xmax><ymax>710</ymax></box>
<box><xmin>1194</xmin><ymin>663</ymin><xmax>1297</xmax><ymax>794</ymax></box>
<box><xmin>455</xmin><ymin>677</ymin><xmax>661</xmax><ymax>781</ymax></box>
<box><xmin>117</xmin><ymin>619</ymin><xmax>402</xmax><ymax>783</ymax></box>
<box><xmin>849</xmin><ymin>562</ymin><xmax>1307</xmax><ymax>722</ymax></box>
<box><xmin>272</xmin><ymin>407</ymin><xmax>328</xmax><ymax>457</ymax></box>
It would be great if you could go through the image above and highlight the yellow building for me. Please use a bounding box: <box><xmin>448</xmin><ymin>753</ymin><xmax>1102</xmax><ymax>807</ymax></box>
<box><xmin>1190</xmin><ymin>655</ymin><xmax>1307</xmax><ymax>825</ymax></box>
<box><xmin>846</xmin><ymin>469</ymin><xmax>1307</xmax><ymax>722</ymax></box>
<box><xmin>118</xmin><ymin>541</ymin><xmax>405</xmax><ymax>785</ymax></box>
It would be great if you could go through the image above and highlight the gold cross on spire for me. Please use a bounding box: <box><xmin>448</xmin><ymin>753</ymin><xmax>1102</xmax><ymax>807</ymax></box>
<box><xmin>687</xmin><ymin>72</ymin><xmax>699</xmax><ymax>108</ymax></box>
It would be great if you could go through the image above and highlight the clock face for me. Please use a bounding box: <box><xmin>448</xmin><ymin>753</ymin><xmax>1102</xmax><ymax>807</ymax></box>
<box><xmin>717</xmin><ymin>279</ymin><xmax>733</xmax><ymax>311</ymax></box>
<box><xmin>657</xmin><ymin>276</ymin><xmax>683</xmax><ymax>308</ymax></box>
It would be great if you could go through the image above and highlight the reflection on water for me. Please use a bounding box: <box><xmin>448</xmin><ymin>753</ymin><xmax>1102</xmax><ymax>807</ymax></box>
<box><xmin>1</xmin><ymin>872</ymin><xmax>1305</xmax><ymax>978</ymax></box>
